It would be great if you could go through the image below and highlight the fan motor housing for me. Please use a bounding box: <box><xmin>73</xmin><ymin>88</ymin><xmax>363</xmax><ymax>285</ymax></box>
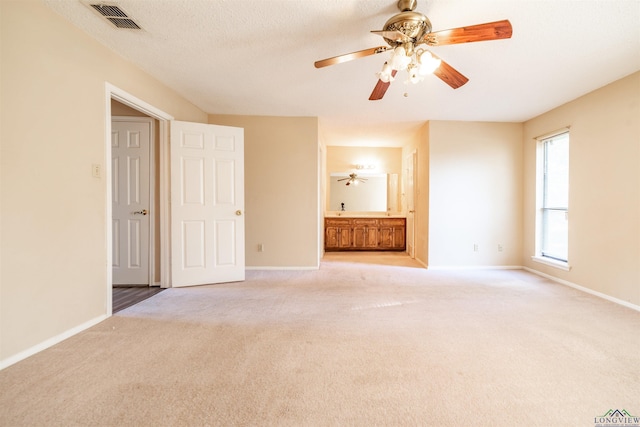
<box><xmin>383</xmin><ymin>11</ymin><xmax>432</xmax><ymax>45</ymax></box>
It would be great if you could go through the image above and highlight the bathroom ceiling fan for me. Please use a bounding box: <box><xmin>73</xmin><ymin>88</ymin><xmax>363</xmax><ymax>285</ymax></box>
<box><xmin>338</xmin><ymin>173</ymin><xmax>368</xmax><ymax>186</ymax></box>
<box><xmin>314</xmin><ymin>0</ymin><xmax>512</xmax><ymax>100</ymax></box>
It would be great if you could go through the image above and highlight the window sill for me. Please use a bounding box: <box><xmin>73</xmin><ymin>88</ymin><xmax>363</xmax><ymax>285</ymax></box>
<box><xmin>531</xmin><ymin>256</ymin><xmax>571</xmax><ymax>271</ymax></box>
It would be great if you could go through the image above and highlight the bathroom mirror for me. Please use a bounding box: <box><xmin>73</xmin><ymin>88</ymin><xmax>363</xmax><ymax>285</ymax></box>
<box><xmin>329</xmin><ymin>173</ymin><xmax>399</xmax><ymax>212</ymax></box>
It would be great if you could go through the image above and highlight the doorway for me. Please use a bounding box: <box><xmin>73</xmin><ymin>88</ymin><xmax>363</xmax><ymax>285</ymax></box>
<box><xmin>105</xmin><ymin>84</ymin><xmax>246</xmax><ymax>313</ymax></box>
<box><xmin>105</xmin><ymin>84</ymin><xmax>174</xmax><ymax>315</ymax></box>
<box><xmin>111</xmin><ymin>105</ymin><xmax>158</xmax><ymax>312</ymax></box>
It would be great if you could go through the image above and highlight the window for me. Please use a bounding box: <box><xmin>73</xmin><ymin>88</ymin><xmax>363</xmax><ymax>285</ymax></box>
<box><xmin>535</xmin><ymin>131</ymin><xmax>569</xmax><ymax>266</ymax></box>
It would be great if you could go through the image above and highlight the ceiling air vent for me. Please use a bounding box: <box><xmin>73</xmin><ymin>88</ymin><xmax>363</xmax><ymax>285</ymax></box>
<box><xmin>87</xmin><ymin>3</ymin><xmax>142</xmax><ymax>30</ymax></box>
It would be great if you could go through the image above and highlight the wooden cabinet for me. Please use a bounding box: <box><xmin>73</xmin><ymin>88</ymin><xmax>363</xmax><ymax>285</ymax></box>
<box><xmin>352</xmin><ymin>219</ymin><xmax>379</xmax><ymax>249</ymax></box>
<box><xmin>379</xmin><ymin>218</ymin><xmax>406</xmax><ymax>250</ymax></box>
<box><xmin>324</xmin><ymin>217</ymin><xmax>405</xmax><ymax>251</ymax></box>
<box><xmin>325</xmin><ymin>218</ymin><xmax>352</xmax><ymax>250</ymax></box>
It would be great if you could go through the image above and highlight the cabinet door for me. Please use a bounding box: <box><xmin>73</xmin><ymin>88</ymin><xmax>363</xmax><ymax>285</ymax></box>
<box><xmin>352</xmin><ymin>226</ymin><xmax>367</xmax><ymax>248</ymax></box>
<box><xmin>338</xmin><ymin>227</ymin><xmax>352</xmax><ymax>248</ymax></box>
<box><xmin>353</xmin><ymin>226</ymin><xmax>379</xmax><ymax>249</ymax></box>
<box><xmin>392</xmin><ymin>226</ymin><xmax>405</xmax><ymax>249</ymax></box>
<box><xmin>365</xmin><ymin>227</ymin><xmax>379</xmax><ymax>248</ymax></box>
<box><xmin>379</xmin><ymin>226</ymin><xmax>394</xmax><ymax>249</ymax></box>
<box><xmin>325</xmin><ymin>226</ymin><xmax>339</xmax><ymax>249</ymax></box>
<box><xmin>378</xmin><ymin>219</ymin><xmax>406</xmax><ymax>250</ymax></box>
<box><xmin>325</xmin><ymin>218</ymin><xmax>352</xmax><ymax>250</ymax></box>
<box><xmin>326</xmin><ymin>226</ymin><xmax>352</xmax><ymax>249</ymax></box>
<box><xmin>379</xmin><ymin>225</ymin><xmax>406</xmax><ymax>249</ymax></box>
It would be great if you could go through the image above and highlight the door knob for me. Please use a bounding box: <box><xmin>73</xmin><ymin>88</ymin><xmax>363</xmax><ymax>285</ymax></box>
<box><xmin>133</xmin><ymin>209</ymin><xmax>148</xmax><ymax>215</ymax></box>
<box><xmin>235</xmin><ymin>210</ymin><xmax>242</xmax><ymax>216</ymax></box>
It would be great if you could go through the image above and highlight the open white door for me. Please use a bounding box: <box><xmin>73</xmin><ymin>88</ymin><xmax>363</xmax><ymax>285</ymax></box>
<box><xmin>170</xmin><ymin>121</ymin><xmax>245</xmax><ymax>287</ymax></box>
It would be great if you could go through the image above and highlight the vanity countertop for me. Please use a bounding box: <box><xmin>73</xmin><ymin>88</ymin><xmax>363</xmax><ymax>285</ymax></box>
<box><xmin>325</xmin><ymin>212</ymin><xmax>406</xmax><ymax>218</ymax></box>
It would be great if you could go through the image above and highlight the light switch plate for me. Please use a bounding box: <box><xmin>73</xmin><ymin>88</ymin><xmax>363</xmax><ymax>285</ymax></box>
<box><xmin>92</xmin><ymin>164</ymin><xmax>101</xmax><ymax>178</ymax></box>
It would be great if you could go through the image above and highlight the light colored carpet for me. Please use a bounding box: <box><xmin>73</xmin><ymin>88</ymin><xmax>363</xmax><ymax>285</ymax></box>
<box><xmin>1</xmin><ymin>252</ymin><xmax>639</xmax><ymax>426</ymax></box>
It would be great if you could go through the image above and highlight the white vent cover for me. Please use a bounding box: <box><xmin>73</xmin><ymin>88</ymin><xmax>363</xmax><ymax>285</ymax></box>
<box><xmin>86</xmin><ymin>2</ymin><xmax>142</xmax><ymax>30</ymax></box>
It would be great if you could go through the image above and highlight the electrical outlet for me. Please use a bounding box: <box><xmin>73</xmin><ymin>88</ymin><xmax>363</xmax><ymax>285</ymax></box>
<box><xmin>258</xmin><ymin>243</ymin><xmax>264</xmax><ymax>252</ymax></box>
<box><xmin>498</xmin><ymin>244</ymin><xmax>503</xmax><ymax>252</ymax></box>
<box><xmin>473</xmin><ymin>244</ymin><xmax>479</xmax><ymax>252</ymax></box>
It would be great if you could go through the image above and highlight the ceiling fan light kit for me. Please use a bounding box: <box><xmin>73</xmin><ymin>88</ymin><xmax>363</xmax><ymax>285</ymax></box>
<box><xmin>314</xmin><ymin>0</ymin><xmax>512</xmax><ymax>100</ymax></box>
<box><xmin>377</xmin><ymin>45</ymin><xmax>442</xmax><ymax>84</ymax></box>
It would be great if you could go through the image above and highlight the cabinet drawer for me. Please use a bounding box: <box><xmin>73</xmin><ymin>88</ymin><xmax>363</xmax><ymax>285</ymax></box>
<box><xmin>352</xmin><ymin>218</ymin><xmax>378</xmax><ymax>226</ymax></box>
<box><xmin>379</xmin><ymin>218</ymin><xmax>405</xmax><ymax>226</ymax></box>
<box><xmin>325</xmin><ymin>218</ymin><xmax>351</xmax><ymax>227</ymax></box>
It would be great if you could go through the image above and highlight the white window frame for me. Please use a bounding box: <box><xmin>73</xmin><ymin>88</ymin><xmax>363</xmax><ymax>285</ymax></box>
<box><xmin>532</xmin><ymin>129</ymin><xmax>571</xmax><ymax>271</ymax></box>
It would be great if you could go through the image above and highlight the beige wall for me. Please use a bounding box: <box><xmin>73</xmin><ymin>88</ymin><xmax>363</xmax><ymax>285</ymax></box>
<box><xmin>0</xmin><ymin>1</ymin><xmax>207</xmax><ymax>364</ymax></box>
<box><xmin>523</xmin><ymin>71</ymin><xmax>640</xmax><ymax>306</ymax></box>
<box><xmin>428</xmin><ymin>121</ymin><xmax>524</xmax><ymax>267</ymax></box>
<box><xmin>208</xmin><ymin>115</ymin><xmax>320</xmax><ymax>268</ymax></box>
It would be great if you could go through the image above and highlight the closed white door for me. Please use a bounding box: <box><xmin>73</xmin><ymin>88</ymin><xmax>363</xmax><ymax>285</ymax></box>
<box><xmin>112</xmin><ymin>118</ymin><xmax>152</xmax><ymax>285</ymax></box>
<box><xmin>170</xmin><ymin>121</ymin><xmax>245</xmax><ymax>287</ymax></box>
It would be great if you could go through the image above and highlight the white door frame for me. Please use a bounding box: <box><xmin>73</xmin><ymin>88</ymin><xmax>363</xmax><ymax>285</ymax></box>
<box><xmin>105</xmin><ymin>83</ymin><xmax>174</xmax><ymax>315</ymax></box>
<box><xmin>405</xmin><ymin>149</ymin><xmax>417</xmax><ymax>259</ymax></box>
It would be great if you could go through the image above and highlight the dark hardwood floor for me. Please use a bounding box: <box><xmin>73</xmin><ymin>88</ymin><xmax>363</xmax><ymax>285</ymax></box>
<box><xmin>112</xmin><ymin>287</ymin><xmax>165</xmax><ymax>313</ymax></box>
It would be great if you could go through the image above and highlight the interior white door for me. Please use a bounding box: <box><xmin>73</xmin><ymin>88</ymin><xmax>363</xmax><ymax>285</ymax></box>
<box><xmin>112</xmin><ymin>118</ymin><xmax>151</xmax><ymax>285</ymax></box>
<box><xmin>170</xmin><ymin>120</ymin><xmax>245</xmax><ymax>287</ymax></box>
<box><xmin>405</xmin><ymin>151</ymin><xmax>416</xmax><ymax>258</ymax></box>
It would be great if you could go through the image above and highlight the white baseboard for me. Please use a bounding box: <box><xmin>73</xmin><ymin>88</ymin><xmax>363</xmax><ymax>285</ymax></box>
<box><xmin>523</xmin><ymin>267</ymin><xmax>640</xmax><ymax>312</ymax></box>
<box><xmin>0</xmin><ymin>314</ymin><xmax>108</xmax><ymax>371</ymax></box>
<box><xmin>427</xmin><ymin>265</ymin><xmax>523</xmax><ymax>270</ymax></box>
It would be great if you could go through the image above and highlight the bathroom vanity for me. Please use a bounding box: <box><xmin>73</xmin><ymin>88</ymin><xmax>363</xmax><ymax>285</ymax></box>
<box><xmin>324</xmin><ymin>216</ymin><xmax>406</xmax><ymax>251</ymax></box>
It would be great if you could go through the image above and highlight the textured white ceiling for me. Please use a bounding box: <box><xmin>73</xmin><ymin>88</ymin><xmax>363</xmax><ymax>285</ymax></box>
<box><xmin>43</xmin><ymin>0</ymin><xmax>640</xmax><ymax>145</ymax></box>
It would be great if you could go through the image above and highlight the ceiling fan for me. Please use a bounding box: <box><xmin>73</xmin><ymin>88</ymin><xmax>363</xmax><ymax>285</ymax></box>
<box><xmin>314</xmin><ymin>0</ymin><xmax>512</xmax><ymax>100</ymax></box>
<box><xmin>338</xmin><ymin>173</ymin><xmax>368</xmax><ymax>186</ymax></box>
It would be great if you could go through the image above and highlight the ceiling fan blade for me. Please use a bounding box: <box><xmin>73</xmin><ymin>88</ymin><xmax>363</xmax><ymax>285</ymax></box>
<box><xmin>369</xmin><ymin>68</ymin><xmax>398</xmax><ymax>100</ymax></box>
<box><xmin>430</xmin><ymin>53</ymin><xmax>469</xmax><ymax>89</ymax></box>
<box><xmin>314</xmin><ymin>46</ymin><xmax>390</xmax><ymax>68</ymax></box>
<box><xmin>370</xmin><ymin>30</ymin><xmax>412</xmax><ymax>43</ymax></box>
<box><xmin>425</xmin><ymin>19</ymin><xmax>512</xmax><ymax>46</ymax></box>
